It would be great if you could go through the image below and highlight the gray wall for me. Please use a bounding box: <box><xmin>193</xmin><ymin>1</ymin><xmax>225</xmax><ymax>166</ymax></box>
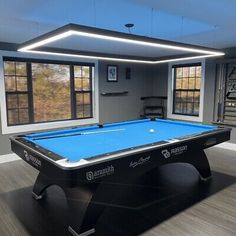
<box><xmin>203</xmin><ymin>59</ymin><xmax>217</xmax><ymax>123</ymax></box>
<box><xmin>98</xmin><ymin>61</ymin><xmax>153</xmax><ymax>123</ymax></box>
<box><xmin>152</xmin><ymin>64</ymin><xmax>168</xmax><ymax>96</ymax></box>
<box><xmin>0</xmin><ymin>115</ymin><xmax>11</xmax><ymax>155</ymax></box>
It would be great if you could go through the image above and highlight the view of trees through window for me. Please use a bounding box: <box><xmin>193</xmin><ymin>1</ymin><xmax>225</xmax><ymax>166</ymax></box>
<box><xmin>3</xmin><ymin>58</ymin><xmax>94</xmax><ymax>126</ymax></box>
<box><xmin>173</xmin><ymin>64</ymin><xmax>202</xmax><ymax>116</ymax></box>
<box><xmin>32</xmin><ymin>63</ymin><xmax>71</xmax><ymax>122</ymax></box>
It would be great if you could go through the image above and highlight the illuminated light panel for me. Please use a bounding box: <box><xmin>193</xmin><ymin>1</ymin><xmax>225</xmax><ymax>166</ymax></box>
<box><xmin>17</xmin><ymin>24</ymin><xmax>225</xmax><ymax>64</ymax></box>
<box><xmin>19</xmin><ymin>31</ymin><xmax>73</xmax><ymax>51</ymax></box>
<box><xmin>19</xmin><ymin>50</ymin><xmax>224</xmax><ymax>64</ymax></box>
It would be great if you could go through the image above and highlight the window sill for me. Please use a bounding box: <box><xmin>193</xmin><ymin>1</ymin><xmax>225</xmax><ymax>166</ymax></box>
<box><xmin>1</xmin><ymin>117</ymin><xmax>99</xmax><ymax>135</ymax></box>
<box><xmin>167</xmin><ymin>113</ymin><xmax>203</xmax><ymax>122</ymax></box>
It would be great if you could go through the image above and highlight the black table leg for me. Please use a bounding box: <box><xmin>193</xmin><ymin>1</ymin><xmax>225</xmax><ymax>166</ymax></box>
<box><xmin>179</xmin><ymin>150</ymin><xmax>212</xmax><ymax>181</ymax></box>
<box><xmin>64</xmin><ymin>182</ymin><xmax>114</xmax><ymax>236</ymax></box>
<box><xmin>32</xmin><ymin>173</ymin><xmax>52</xmax><ymax>200</ymax></box>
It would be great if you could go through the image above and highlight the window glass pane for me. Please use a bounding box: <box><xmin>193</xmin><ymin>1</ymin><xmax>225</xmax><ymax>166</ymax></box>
<box><xmin>16</xmin><ymin>76</ymin><xmax>28</xmax><ymax>91</ymax></box>
<box><xmin>182</xmin><ymin>103</ymin><xmax>187</xmax><ymax>113</ymax></box>
<box><xmin>7</xmin><ymin>94</ymin><xmax>18</xmax><ymax>109</ymax></box>
<box><xmin>176</xmin><ymin>78</ymin><xmax>182</xmax><ymax>89</ymax></box>
<box><xmin>75</xmin><ymin>78</ymin><xmax>82</xmax><ymax>91</ymax></box>
<box><xmin>181</xmin><ymin>91</ymin><xmax>187</xmax><ymax>102</ymax></box>
<box><xmin>176</xmin><ymin>68</ymin><xmax>182</xmax><ymax>78</ymax></box>
<box><xmin>82</xmin><ymin>66</ymin><xmax>90</xmax><ymax>77</ymax></box>
<box><xmin>195</xmin><ymin>77</ymin><xmax>201</xmax><ymax>89</ymax></box>
<box><xmin>188</xmin><ymin>77</ymin><xmax>195</xmax><ymax>89</ymax></box>
<box><xmin>74</xmin><ymin>66</ymin><xmax>82</xmax><ymax>77</ymax></box>
<box><xmin>187</xmin><ymin>92</ymin><xmax>194</xmax><ymax>102</ymax></box>
<box><xmin>84</xmin><ymin>105</ymin><xmax>91</xmax><ymax>117</ymax></box>
<box><xmin>189</xmin><ymin>67</ymin><xmax>196</xmax><ymax>77</ymax></box>
<box><xmin>183</xmin><ymin>67</ymin><xmax>189</xmax><ymax>77</ymax></box>
<box><xmin>8</xmin><ymin>109</ymin><xmax>19</xmax><ymax>125</ymax></box>
<box><xmin>83</xmin><ymin>93</ymin><xmax>91</xmax><ymax>105</ymax></box>
<box><xmin>194</xmin><ymin>103</ymin><xmax>199</xmax><ymax>115</ymax></box>
<box><xmin>19</xmin><ymin>109</ymin><xmax>29</xmax><ymax>124</ymax></box>
<box><xmin>194</xmin><ymin>92</ymin><xmax>200</xmax><ymax>102</ymax></box>
<box><xmin>32</xmin><ymin>63</ymin><xmax>71</xmax><ymax>122</ymax></box>
<box><xmin>77</xmin><ymin>105</ymin><xmax>84</xmax><ymax>118</ymax></box>
<box><xmin>4</xmin><ymin>61</ymin><xmax>15</xmax><ymax>75</ymax></box>
<box><xmin>5</xmin><ymin>76</ymin><xmax>16</xmax><ymax>91</ymax></box>
<box><xmin>82</xmin><ymin>78</ymin><xmax>91</xmax><ymax>91</ymax></box>
<box><xmin>18</xmin><ymin>94</ymin><xmax>28</xmax><ymax>108</ymax></box>
<box><xmin>174</xmin><ymin>102</ymin><xmax>181</xmax><ymax>113</ymax></box>
<box><xmin>182</xmin><ymin>78</ymin><xmax>189</xmax><ymax>89</ymax></box>
<box><xmin>16</xmin><ymin>62</ymin><xmax>27</xmax><ymax>76</ymax></box>
<box><xmin>196</xmin><ymin>66</ymin><xmax>201</xmax><ymax>77</ymax></box>
<box><xmin>76</xmin><ymin>93</ymin><xmax>83</xmax><ymax>105</ymax></box>
<box><xmin>186</xmin><ymin>103</ymin><xmax>193</xmax><ymax>114</ymax></box>
<box><xmin>175</xmin><ymin>91</ymin><xmax>181</xmax><ymax>102</ymax></box>
<box><xmin>76</xmin><ymin>93</ymin><xmax>91</xmax><ymax>118</ymax></box>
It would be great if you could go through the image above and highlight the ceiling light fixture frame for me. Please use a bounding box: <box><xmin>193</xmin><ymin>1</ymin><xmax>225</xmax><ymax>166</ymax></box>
<box><xmin>18</xmin><ymin>23</ymin><xmax>225</xmax><ymax>64</ymax></box>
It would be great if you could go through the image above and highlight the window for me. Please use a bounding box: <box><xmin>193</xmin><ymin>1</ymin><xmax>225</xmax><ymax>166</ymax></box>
<box><xmin>172</xmin><ymin>63</ymin><xmax>201</xmax><ymax>116</ymax></box>
<box><xmin>3</xmin><ymin>58</ymin><xmax>94</xmax><ymax>126</ymax></box>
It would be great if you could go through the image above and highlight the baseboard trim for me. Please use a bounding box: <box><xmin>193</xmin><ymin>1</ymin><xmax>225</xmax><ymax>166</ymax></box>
<box><xmin>214</xmin><ymin>142</ymin><xmax>236</xmax><ymax>151</ymax></box>
<box><xmin>0</xmin><ymin>153</ymin><xmax>20</xmax><ymax>164</ymax></box>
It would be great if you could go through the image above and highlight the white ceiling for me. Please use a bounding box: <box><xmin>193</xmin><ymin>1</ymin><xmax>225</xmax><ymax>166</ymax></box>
<box><xmin>0</xmin><ymin>0</ymin><xmax>236</xmax><ymax>49</ymax></box>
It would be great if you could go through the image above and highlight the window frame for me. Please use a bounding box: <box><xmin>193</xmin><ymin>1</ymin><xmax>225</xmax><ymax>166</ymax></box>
<box><xmin>0</xmin><ymin>51</ymin><xmax>99</xmax><ymax>134</ymax></box>
<box><xmin>172</xmin><ymin>63</ymin><xmax>201</xmax><ymax>117</ymax></box>
<box><xmin>167</xmin><ymin>59</ymin><xmax>205</xmax><ymax>122</ymax></box>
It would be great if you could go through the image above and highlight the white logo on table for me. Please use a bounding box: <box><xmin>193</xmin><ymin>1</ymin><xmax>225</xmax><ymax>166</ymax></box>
<box><xmin>161</xmin><ymin>150</ymin><xmax>171</xmax><ymax>159</ymax></box>
<box><xmin>129</xmin><ymin>156</ymin><xmax>151</xmax><ymax>168</ymax></box>
<box><xmin>161</xmin><ymin>145</ymin><xmax>188</xmax><ymax>159</ymax></box>
<box><xmin>24</xmin><ymin>150</ymin><xmax>41</xmax><ymax>168</ymax></box>
<box><xmin>86</xmin><ymin>165</ymin><xmax>115</xmax><ymax>181</ymax></box>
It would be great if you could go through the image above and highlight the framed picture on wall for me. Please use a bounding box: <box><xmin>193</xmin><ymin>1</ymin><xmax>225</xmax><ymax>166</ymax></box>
<box><xmin>107</xmin><ymin>65</ymin><xmax>118</xmax><ymax>82</ymax></box>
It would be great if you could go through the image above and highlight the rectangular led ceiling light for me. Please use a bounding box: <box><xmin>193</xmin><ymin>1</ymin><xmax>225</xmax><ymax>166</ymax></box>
<box><xmin>18</xmin><ymin>23</ymin><xmax>225</xmax><ymax>64</ymax></box>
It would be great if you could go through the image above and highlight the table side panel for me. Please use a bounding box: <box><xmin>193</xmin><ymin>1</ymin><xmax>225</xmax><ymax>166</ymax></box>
<box><xmin>10</xmin><ymin>128</ymin><xmax>230</xmax><ymax>187</ymax></box>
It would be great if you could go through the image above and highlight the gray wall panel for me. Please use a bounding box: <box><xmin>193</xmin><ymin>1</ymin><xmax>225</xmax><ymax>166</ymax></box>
<box><xmin>99</xmin><ymin>62</ymin><xmax>153</xmax><ymax>123</ymax></box>
<box><xmin>0</xmin><ymin>112</ymin><xmax>12</xmax><ymax>154</ymax></box>
<box><xmin>203</xmin><ymin>59</ymin><xmax>217</xmax><ymax>123</ymax></box>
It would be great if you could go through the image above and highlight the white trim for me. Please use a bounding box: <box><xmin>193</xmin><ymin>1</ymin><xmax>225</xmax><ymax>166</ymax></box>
<box><xmin>167</xmin><ymin>58</ymin><xmax>205</xmax><ymax>122</ymax></box>
<box><xmin>214</xmin><ymin>142</ymin><xmax>236</xmax><ymax>151</ymax></box>
<box><xmin>0</xmin><ymin>50</ymin><xmax>99</xmax><ymax>134</ymax></box>
<box><xmin>0</xmin><ymin>153</ymin><xmax>20</xmax><ymax>164</ymax></box>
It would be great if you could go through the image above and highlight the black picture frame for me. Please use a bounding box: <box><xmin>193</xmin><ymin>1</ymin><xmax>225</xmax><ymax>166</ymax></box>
<box><xmin>107</xmin><ymin>65</ymin><xmax>118</xmax><ymax>82</ymax></box>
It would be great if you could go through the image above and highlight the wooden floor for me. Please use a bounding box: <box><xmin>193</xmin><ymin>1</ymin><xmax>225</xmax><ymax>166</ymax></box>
<box><xmin>0</xmin><ymin>146</ymin><xmax>235</xmax><ymax>236</ymax></box>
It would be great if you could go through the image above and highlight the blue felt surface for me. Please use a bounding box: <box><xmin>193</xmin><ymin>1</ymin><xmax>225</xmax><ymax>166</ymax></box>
<box><xmin>24</xmin><ymin>119</ymin><xmax>217</xmax><ymax>161</ymax></box>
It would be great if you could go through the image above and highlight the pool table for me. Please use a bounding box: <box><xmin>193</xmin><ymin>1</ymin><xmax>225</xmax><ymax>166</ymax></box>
<box><xmin>10</xmin><ymin>118</ymin><xmax>231</xmax><ymax>236</ymax></box>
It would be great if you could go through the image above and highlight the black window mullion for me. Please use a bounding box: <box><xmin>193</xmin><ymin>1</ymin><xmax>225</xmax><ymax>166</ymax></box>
<box><xmin>173</xmin><ymin>68</ymin><xmax>177</xmax><ymax>114</ymax></box>
<box><xmin>89</xmin><ymin>67</ymin><xmax>93</xmax><ymax>117</ymax></box>
<box><xmin>27</xmin><ymin>62</ymin><xmax>34</xmax><ymax>123</ymax></box>
<box><xmin>70</xmin><ymin>65</ymin><xmax>76</xmax><ymax>119</ymax></box>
